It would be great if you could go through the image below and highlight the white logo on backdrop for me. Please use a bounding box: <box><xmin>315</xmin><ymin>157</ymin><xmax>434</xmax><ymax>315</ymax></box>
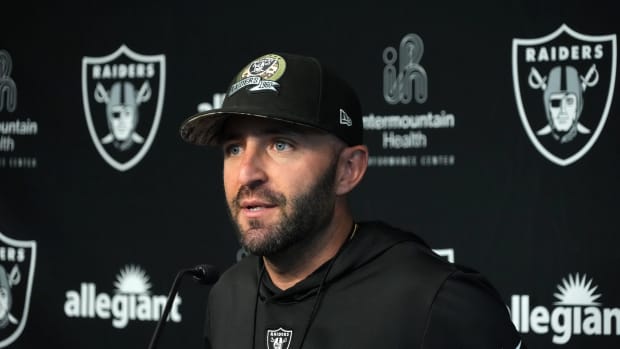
<box><xmin>64</xmin><ymin>264</ymin><xmax>182</xmax><ymax>328</ymax></box>
<box><xmin>512</xmin><ymin>24</ymin><xmax>616</xmax><ymax>166</ymax></box>
<box><xmin>0</xmin><ymin>50</ymin><xmax>17</xmax><ymax>113</ymax></box>
<box><xmin>0</xmin><ymin>232</ymin><xmax>36</xmax><ymax>348</ymax></box>
<box><xmin>363</xmin><ymin>34</ymin><xmax>456</xmax><ymax>168</ymax></box>
<box><xmin>510</xmin><ymin>273</ymin><xmax>619</xmax><ymax>345</ymax></box>
<box><xmin>0</xmin><ymin>50</ymin><xmax>38</xmax><ymax>169</ymax></box>
<box><xmin>82</xmin><ymin>45</ymin><xmax>166</xmax><ymax>171</ymax></box>
<box><xmin>383</xmin><ymin>33</ymin><xmax>428</xmax><ymax>105</ymax></box>
<box><xmin>197</xmin><ymin>93</ymin><xmax>226</xmax><ymax>113</ymax></box>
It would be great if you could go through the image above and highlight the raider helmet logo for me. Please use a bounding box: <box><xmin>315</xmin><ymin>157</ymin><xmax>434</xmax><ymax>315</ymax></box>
<box><xmin>0</xmin><ymin>232</ymin><xmax>36</xmax><ymax>348</ymax></box>
<box><xmin>228</xmin><ymin>54</ymin><xmax>286</xmax><ymax>96</ymax></box>
<box><xmin>82</xmin><ymin>45</ymin><xmax>166</xmax><ymax>171</ymax></box>
<box><xmin>266</xmin><ymin>327</ymin><xmax>293</xmax><ymax>349</ymax></box>
<box><xmin>512</xmin><ymin>24</ymin><xmax>617</xmax><ymax>166</ymax></box>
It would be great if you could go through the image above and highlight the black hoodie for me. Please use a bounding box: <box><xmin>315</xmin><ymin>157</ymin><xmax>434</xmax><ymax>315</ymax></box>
<box><xmin>205</xmin><ymin>221</ymin><xmax>523</xmax><ymax>349</ymax></box>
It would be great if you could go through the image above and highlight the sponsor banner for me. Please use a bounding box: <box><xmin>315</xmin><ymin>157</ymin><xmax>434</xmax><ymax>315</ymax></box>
<box><xmin>0</xmin><ymin>49</ymin><xmax>39</xmax><ymax>169</ymax></box>
<box><xmin>511</xmin><ymin>273</ymin><xmax>619</xmax><ymax>345</ymax></box>
<box><xmin>82</xmin><ymin>45</ymin><xmax>166</xmax><ymax>171</ymax></box>
<box><xmin>197</xmin><ymin>93</ymin><xmax>226</xmax><ymax>114</ymax></box>
<box><xmin>512</xmin><ymin>24</ymin><xmax>617</xmax><ymax>165</ymax></box>
<box><xmin>64</xmin><ymin>265</ymin><xmax>182</xmax><ymax>329</ymax></box>
<box><xmin>364</xmin><ymin>34</ymin><xmax>457</xmax><ymax>168</ymax></box>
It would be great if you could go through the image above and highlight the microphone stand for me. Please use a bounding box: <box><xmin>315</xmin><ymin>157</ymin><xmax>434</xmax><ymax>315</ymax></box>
<box><xmin>148</xmin><ymin>265</ymin><xmax>218</xmax><ymax>349</ymax></box>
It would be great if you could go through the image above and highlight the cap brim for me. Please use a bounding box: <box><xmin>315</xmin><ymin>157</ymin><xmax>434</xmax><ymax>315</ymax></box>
<box><xmin>180</xmin><ymin>107</ymin><xmax>331</xmax><ymax>146</ymax></box>
<box><xmin>179</xmin><ymin>110</ymin><xmax>230</xmax><ymax>146</ymax></box>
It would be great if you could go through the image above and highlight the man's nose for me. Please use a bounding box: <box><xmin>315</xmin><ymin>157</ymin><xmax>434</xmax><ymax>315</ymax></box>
<box><xmin>238</xmin><ymin>144</ymin><xmax>267</xmax><ymax>189</ymax></box>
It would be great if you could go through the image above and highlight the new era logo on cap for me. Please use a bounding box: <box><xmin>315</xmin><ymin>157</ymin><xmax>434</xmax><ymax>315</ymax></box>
<box><xmin>339</xmin><ymin>109</ymin><xmax>352</xmax><ymax>127</ymax></box>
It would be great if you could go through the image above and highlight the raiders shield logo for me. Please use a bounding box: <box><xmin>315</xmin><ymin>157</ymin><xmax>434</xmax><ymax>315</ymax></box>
<box><xmin>82</xmin><ymin>45</ymin><xmax>166</xmax><ymax>171</ymax></box>
<box><xmin>266</xmin><ymin>327</ymin><xmax>293</xmax><ymax>349</ymax></box>
<box><xmin>512</xmin><ymin>24</ymin><xmax>617</xmax><ymax>166</ymax></box>
<box><xmin>0</xmin><ymin>232</ymin><xmax>36</xmax><ymax>348</ymax></box>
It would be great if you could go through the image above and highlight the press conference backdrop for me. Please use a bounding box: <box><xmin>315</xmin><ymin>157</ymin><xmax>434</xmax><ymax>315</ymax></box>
<box><xmin>1</xmin><ymin>0</ymin><xmax>619</xmax><ymax>348</ymax></box>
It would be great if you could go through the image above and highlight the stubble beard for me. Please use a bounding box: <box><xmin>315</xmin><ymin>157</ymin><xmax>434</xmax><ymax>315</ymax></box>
<box><xmin>228</xmin><ymin>164</ymin><xmax>337</xmax><ymax>257</ymax></box>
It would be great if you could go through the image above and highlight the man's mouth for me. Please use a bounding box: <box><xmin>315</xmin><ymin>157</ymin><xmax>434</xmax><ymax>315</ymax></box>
<box><xmin>247</xmin><ymin>206</ymin><xmax>269</xmax><ymax>211</ymax></box>
<box><xmin>240</xmin><ymin>200</ymin><xmax>278</xmax><ymax>213</ymax></box>
<box><xmin>233</xmin><ymin>188</ymin><xmax>286</xmax><ymax>218</ymax></box>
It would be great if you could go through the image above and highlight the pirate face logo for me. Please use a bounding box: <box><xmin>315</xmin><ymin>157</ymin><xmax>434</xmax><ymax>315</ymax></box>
<box><xmin>82</xmin><ymin>45</ymin><xmax>166</xmax><ymax>171</ymax></box>
<box><xmin>0</xmin><ymin>232</ymin><xmax>36</xmax><ymax>348</ymax></box>
<box><xmin>95</xmin><ymin>81</ymin><xmax>150</xmax><ymax>151</ymax></box>
<box><xmin>531</xmin><ymin>64</ymin><xmax>599</xmax><ymax>143</ymax></box>
<box><xmin>247</xmin><ymin>57</ymin><xmax>278</xmax><ymax>77</ymax></box>
<box><xmin>512</xmin><ymin>24</ymin><xmax>617</xmax><ymax>166</ymax></box>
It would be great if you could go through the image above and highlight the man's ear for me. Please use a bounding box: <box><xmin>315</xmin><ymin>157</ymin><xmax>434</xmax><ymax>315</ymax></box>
<box><xmin>335</xmin><ymin>145</ymin><xmax>369</xmax><ymax>195</ymax></box>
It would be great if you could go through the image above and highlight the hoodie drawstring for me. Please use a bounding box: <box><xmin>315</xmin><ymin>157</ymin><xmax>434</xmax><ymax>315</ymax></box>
<box><xmin>252</xmin><ymin>223</ymin><xmax>358</xmax><ymax>349</ymax></box>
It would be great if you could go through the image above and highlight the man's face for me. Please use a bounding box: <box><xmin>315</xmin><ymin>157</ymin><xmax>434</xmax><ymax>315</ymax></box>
<box><xmin>549</xmin><ymin>92</ymin><xmax>578</xmax><ymax>132</ymax></box>
<box><xmin>221</xmin><ymin>116</ymin><xmax>341</xmax><ymax>257</ymax></box>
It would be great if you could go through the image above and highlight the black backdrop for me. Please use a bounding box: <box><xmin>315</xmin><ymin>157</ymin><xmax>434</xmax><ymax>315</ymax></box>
<box><xmin>1</xmin><ymin>0</ymin><xmax>619</xmax><ymax>348</ymax></box>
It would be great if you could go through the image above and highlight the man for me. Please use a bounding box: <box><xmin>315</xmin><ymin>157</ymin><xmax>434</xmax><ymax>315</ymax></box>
<box><xmin>180</xmin><ymin>53</ymin><xmax>523</xmax><ymax>349</ymax></box>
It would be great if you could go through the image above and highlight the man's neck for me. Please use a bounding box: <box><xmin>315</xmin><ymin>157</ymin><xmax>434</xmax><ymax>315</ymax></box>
<box><xmin>262</xmin><ymin>214</ymin><xmax>354</xmax><ymax>291</ymax></box>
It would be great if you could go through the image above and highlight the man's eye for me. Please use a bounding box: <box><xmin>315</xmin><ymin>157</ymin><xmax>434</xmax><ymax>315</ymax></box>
<box><xmin>225</xmin><ymin>144</ymin><xmax>241</xmax><ymax>156</ymax></box>
<box><xmin>273</xmin><ymin>141</ymin><xmax>291</xmax><ymax>151</ymax></box>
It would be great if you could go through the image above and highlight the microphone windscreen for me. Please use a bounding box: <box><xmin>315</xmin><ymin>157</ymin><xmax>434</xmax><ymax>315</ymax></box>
<box><xmin>191</xmin><ymin>264</ymin><xmax>220</xmax><ymax>285</ymax></box>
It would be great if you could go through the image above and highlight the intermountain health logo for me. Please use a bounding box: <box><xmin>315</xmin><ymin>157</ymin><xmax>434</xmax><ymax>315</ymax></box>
<box><xmin>510</xmin><ymin>273</ymin><xmax>619</xmax><ymax>345</ymax></box>
<box><xmin>82</xmin><ymin>45</ymin><xmax>166</xmax><ymax>171</ymax></box>
<box><xmin>0</xmin><ymin>50</ymin><xmax>17</xmax><ymax>113</ymax></box>
<box><xmin>363</xmin><ymin>33</ymin><xmax>456</xmax><ymax>168</ymax></box>
<box><xmin>64</xmin><ymin>265</ymin><xmax>182</xmax><ymax>328</ymax></box>
<box><xmin>0</xmin><ymin>50</ymin><xmax>39</xmax><ymax>169</ymax></box>
<box><xmin>0</xmin><ymin>232</ymin><xmax>36</xmax><ymax>348</ymax></box>
<box><xmin>512</xmin><ymin>24</ymin><xmax>617</xmax><ymax>166</ymax></box>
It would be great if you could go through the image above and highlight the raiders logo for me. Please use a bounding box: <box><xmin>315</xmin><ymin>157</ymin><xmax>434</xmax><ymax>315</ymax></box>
<box><xmin>228</xmin><ymin>54</ymin><xmax>286</xmax><ymax>96</ymax></box>
<box><xmin>82</xmin><ymin>45</ymin><xmax>166</xmax><ymax>171</ymax></box>
<box><xmin>0</xmin><ymin>232</ymin><xmax>36</xmax><ymax>348</ymax></box>
<box><xmin>266</xmin><ymin>327</ymin><xmax>293</xmax><ymax>349</ymax></box>
<box><xmin>512</xmin><ymin>24</ymin><xmax>616</xmax><ymax>166</ymax></box>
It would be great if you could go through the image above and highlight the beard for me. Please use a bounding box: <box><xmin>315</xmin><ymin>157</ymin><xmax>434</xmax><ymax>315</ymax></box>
<box><xmin>228</xmin><ymin>163</ymin><xmax>337</xmax><ymax>257</ymax></box>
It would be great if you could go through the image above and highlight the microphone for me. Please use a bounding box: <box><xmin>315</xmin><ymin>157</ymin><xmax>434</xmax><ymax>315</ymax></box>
<box><xmin>148</xmin><ymin>264</ymin><xmax>220</xmax><ymax>349</ymax></box>
<box><xmin>189</xmin><ymin>264</ymin><xmax>220</xmax><ymax>285</ymax></box>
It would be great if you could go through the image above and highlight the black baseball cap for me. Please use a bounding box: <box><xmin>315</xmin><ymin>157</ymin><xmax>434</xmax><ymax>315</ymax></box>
<box><xmin>179</xmin><ymin>53</ymin><xmax>363</xmax><ymax>146</ymax></box>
